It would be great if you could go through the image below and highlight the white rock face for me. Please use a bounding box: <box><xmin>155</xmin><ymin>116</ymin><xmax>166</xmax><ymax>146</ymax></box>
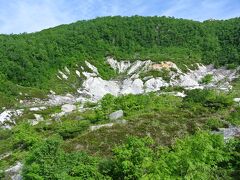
<box><xmin>75</xmin><ymin>58</ymin><xmax>238</xmax><ymax>102</ymax></box>
<box><xmin>61</xmin><ymin>104</ymin><xmax>77</xmax><ymax>113</ymax></box>
<box><xmin>82</xmin><ymin>77</ymin><xmax>119</xmax><ymax>100</ymax></box>
<box><xmin>120</xmin><ymin>78</ymin><xmax>144</xmax><ymax>95</ymax></box>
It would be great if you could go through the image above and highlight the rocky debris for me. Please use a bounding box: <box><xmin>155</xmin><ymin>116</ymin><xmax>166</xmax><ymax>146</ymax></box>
<box><xmin>109</xmin><ymin>110</ymin><xmax>124</xmax><ymax>121</ymax></box>
<box><xmin>47</xmin><ymin>94</ymin><xmax>76</xmax><ymax>106</ymax></box>
<box><xmin>64</xmin><ymin>66</ymin><xmax>70</xmax><ymax>75</ymax></box>
<box><xmin>61</xmin><ymin>104</ymin><xmax>77</xmax><ymax>113</ymax></box>
<box><xmin>30</xmin><ymin>114</ymin><xmax>44</xmax><ymax>126</ymax></box>
<box><xmin>159</xmin><ymin>91</ymin><xmax>186</xmax><ymax>97</ymax></box>
<box><xmin>90</xmin><ymin>123</ymin><xmax>114</xmax><ymax>131</ymax></box>
<box><xmin>81</xmin><ymin>77</ymin><xmax>119</xmax><ymax>100</ymax></box>
<box><xmin>51</xmin><ymin>104</ymin><xmax>77</xmax><ymax>120</ymax></box>
<box><xmin>76</xmin><ymin>70</ymin><xmax>81</xmax><ymax>77</ymax></box>
<box><xmin>57</xmin><ymin>75</ymin><xmax>62</xmax><ymax>80</ymax></box>
<box><xmin>85</xmin><ymin>61</ymin><xmax>99</xmax><ymax>74</ymax></box>
<box><xmin>114</xmin><ymin>119</ymin><xmax>127</xmax><ymax>124</ymax></box>
<box><xmin>50</xmin><ymin>112</ymin><xmax>65</xmax><ymax>120</ymax></box>
<box><xmin>0</xmin><ymin>109</ymin><xmax>23</xmax><ymax>129</ymax></box>
<box><xmin>144</xmin><ymin>78</ymin><xmax>169</xmax><ymax>92</ymax></box>
<box><xmin>58</xmin><ymin>70</ymin><xmax>68</xmax><ymax>80</ymax></box>
<box><xmin>233</xmin><ymin>98</ymin><xmax>240</xmax><ymax>103</ymax></box>
<box><xmin>151</xmin><ymin>61</ymin><xmax>180</xmax><ymax>71</ymax></box>
<box><xmin>127</xmin><ymin>60</ymin><xmax>152</xmax><ymax>75</ymax></box>
<box><xmin>107</xmin><ymin>57</ymin><xmax>131</xmax><ymax>73</ymax></box>
<box><xmin>175</xmin><ymin>92</ymin><xmax>186</xmax><ymax>97</ymax></box>
<box><xmin>216</xmin><ymin>126</ymin><xmax>240</xmax><ymax>140</ymax></box>
<box><xmin>50</xmin><ymin>90</ymin><xmax>56</xmax><ymax>95</ymax></box>
<box><xmin>121</xmin><ymin>78</ymin><xmax>144</xmax><ymax>94</ymax></box>
<box><xmin>4</xmin><ymin>162</ymin><xmax>23</xmax><ymax>180</ymax></box>
<box><xmin>29</xmin><ymin>106</ymin><xmax>46</xmax><ymax>111</ymax></box>
<box><xmin>0</xmin><ymin>152</ymin><xmax>11</xmax><ymax>161</ymax></box>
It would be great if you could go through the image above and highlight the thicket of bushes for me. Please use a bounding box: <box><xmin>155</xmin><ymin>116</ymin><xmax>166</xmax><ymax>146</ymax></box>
<box><xmin>22</xmin><ymin>132</ymin><xmax>240</xmax><ymax>179</ymax></box>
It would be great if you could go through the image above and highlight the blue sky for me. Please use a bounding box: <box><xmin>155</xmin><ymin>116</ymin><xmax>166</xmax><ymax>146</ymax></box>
<box><xmin>0</xmin><ymin>0</ymin><xmax>239</xmax><ymax>34</ymax></box>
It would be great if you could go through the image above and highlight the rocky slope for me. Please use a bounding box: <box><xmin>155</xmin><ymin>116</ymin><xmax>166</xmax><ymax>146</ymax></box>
<box><xmin>1</xmin><ymin>58</ymin><xmax>240</xmax><ymax>179</ymax></box>
<box><xmin>0</xmin><ymin>57</ymin><xmax>239</xmax><ymax>129</ymax></box>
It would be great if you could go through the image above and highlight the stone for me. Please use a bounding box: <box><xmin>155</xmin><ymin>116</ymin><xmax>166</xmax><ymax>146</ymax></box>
<box><xmin>76</xmin><ymin>70</ymin><xmax>81</xmax><ymax>77</ymax></box>
<box><xmin>234</xmin><ymin>98</ymin><xmax>240</xmax><ymax>103</ymax></box>
<box><xmin>217</xmin><ymin>127</ymin><xmax>240</xmax><ymax>140</ymax></box>
<box><xmin>90</xmin><ymin>123</ymin><xmax>114</xmax><ymax>131</ymax></box>
<box><xmin>29</xmin><ymin>106</ymin><xmax>46</xmax><ymax>111</ymax></box>
<box><xmin>109</xmin><ymin>110</ymin><xmax>124</xmax><ymax>121</ymax></box>
<box><xmin>58</xmin><ymin>70</ymin><xmax>68</xmax><ymax>80</ymax></box>
<box><xmin>85</xmin><ymin>61</ymin><xmax>99</xmax><ymax>74</ymax></box>
<box><xmin>0</xmin><ymin>109</ymin><xmax>23</xmax><ymax>125</ymax></box>
<box><xmin>107</xmin><ymin>57</ymin><xmax>131</xmax><ymax>73</ymax></box>
<box><xmin>64</xmin><ymin>66</ymin><xmax>70</xmax><ymax>75</ymax></box>
<box><xmin>144</xmin><ymin>78</ymin><xmax>168</xmax><ymax>92</ymax></box>
<box><xmin>48</xmin><ymin>94</ymin><xmax>76</xmax><ymax>106</ymax></box>
<box><xmin>5</xmin><ymin>162</ymin><xmax>23</xmax><ymax>180</ymax></box>
<box><xmin>31</xmin><ymin>114</ymin><xmax>44</xmax><ymax>125</ymax></box>
<box><xmin>120</xmin><ymin>78</ymin><xmax>144</xmax><ymax>95</ymax></box>
<box><xmin>61</xmin><ymin>104</ymin><xmax>77</xmax><ymax>113</ymax></box>
<box><xmin>81</xmin><ymin>77</ymin><xmax>119</xmax><ymax>100</ymax></box>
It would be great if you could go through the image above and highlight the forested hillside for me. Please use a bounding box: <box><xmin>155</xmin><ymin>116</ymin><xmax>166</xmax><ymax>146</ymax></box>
<box><xmin>1</xmin><ymin>16</ymin><xmax>240</xmax><ymax>179</ymax></box>
<box><xmin>0</xmin><ymin>16</ymin><xmax>240</xmax><ymax>103</ymax></box>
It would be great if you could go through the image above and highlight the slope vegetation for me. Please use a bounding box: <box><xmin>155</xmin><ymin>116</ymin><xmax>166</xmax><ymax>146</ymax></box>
<box><xmin>0</xmin><ymin>16</ymin><xmax>240</xmax><ymax>106</ymax></box>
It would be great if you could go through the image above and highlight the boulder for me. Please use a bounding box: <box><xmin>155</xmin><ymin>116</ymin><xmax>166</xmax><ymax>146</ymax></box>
<box><xmin>109</xmin><ymin>110</ymin><xmax>123</xmax><ymax>121</ymax></box>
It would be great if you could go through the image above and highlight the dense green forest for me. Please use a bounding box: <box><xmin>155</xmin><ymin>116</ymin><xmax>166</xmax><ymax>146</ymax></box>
<box><xmin>0</xmin><ymin>16</ymin><xmax>240</xmax><ymax>106</ymax></box>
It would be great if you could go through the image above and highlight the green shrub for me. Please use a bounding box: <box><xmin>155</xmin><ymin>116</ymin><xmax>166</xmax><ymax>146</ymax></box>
<box><xmin>227</xmin><ymin>107</ymin><xmax>240</xmax><ymax>125</ymax></box>
<box><xmin>108</xmin><ymin>136</ymin><xmax>154</xmax><ymax>179</ymax></box>
<box><xmin>204</xmin><ymin>118</ymin><xmax>226</xmax><ymax>130</ymax></box>
<box><xmin>23</xmin><ymin>136</ymin><xmax>105</xmax><ymax>179</ymax></box>
<box><xmin>199</xmin><ymin>74</ymin><xmax>213</xmax><ymax>84</ymax></box>
<box><xmin>183</xmin><ymin>89</ymin><xmax>233</xmax><ymax>110</ymax></box>
<box><xmin>11</xmin><ymin>123</ymin><xmax>41</xmax><ymax>149</ymax></box>
<box><xmin>56</xmin><ymin>120</ymin><xmax>90</xmax><ymax>139</ymax></box>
